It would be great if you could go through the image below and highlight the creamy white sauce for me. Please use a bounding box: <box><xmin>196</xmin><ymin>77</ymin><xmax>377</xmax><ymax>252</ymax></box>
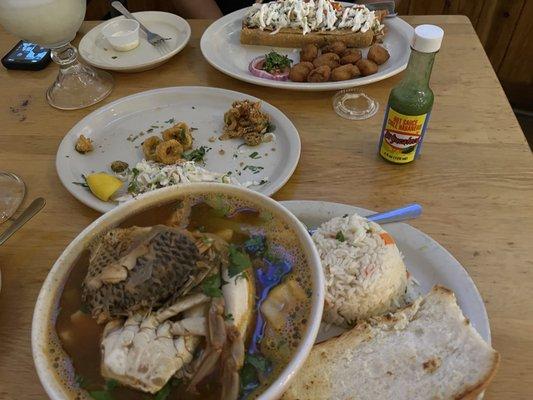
<box><xmin>245</xmin><ymin>0</ymin><xmax>384</xmax><ymax>35</ymax></box>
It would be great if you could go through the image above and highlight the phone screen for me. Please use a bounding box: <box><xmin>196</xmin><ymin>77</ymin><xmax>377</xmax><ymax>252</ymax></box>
<box><xmin>5</xmin><ymin>41</ymin><xmax>49</xmax><ymax>64</ymax></box>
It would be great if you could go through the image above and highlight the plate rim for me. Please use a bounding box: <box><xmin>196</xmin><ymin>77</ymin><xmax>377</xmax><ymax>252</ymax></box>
<box><xmin>200</xmin><ymin>8</ymin><xmax>414</xmax><ymax>91</ymax></box>
<box><xmin>79</xmin><ymin>11</ymin><xmax>191</xmax><ymax>72</ymax></box>
<box><xmin>279</xmin><ymin>199</ymin><xmax>492</xmax><ymax>344</ymax></box>
<box><xmin>55</xmin><ymin>85</ymin><xmax>301</xmax><ymax>213</ymax></box>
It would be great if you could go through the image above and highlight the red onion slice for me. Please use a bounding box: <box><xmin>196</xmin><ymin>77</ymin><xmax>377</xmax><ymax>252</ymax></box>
<box><xmin>249</xmin><ymin>56</ymin><xmax>290</xmax><ymax>81</ymax></box>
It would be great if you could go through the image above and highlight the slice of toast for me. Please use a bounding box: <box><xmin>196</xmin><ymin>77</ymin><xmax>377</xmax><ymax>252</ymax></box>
<box><xmin>282</xmin><ymin>286</ymin><xmax>499</xmax><ymax>400</ymax></box>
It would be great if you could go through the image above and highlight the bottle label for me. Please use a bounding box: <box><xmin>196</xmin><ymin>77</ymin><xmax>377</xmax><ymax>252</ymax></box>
<box><xmin>379</xmin><ymin>106</ymin><xmax>430</xmax><ymax>164</ymax></box>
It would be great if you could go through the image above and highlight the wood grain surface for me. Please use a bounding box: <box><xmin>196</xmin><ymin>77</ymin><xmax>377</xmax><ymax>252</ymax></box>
<box><xmin>0</xmin><ymin>16</ymin><xmax>532</xmax><ymax>399</ymax></box>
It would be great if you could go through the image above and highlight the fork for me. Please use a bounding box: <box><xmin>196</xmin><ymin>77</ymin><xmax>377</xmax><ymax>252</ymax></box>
<box><xmin>111</xmin><ymin>1</ymin><xmax>171</xmax><ymax>49</ymax></box>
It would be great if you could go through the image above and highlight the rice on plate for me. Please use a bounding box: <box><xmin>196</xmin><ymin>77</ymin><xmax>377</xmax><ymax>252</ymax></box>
<box><xmin>312</xmin><ymin>213</ymin><xmax>407</xmax><ymax>326</ymax></box>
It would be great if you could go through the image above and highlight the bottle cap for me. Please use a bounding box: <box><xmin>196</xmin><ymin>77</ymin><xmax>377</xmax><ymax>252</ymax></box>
<box><xmin>412</xmin><ymin>24</ymin><xmax>444</xmax><ymax>53</ymax></box>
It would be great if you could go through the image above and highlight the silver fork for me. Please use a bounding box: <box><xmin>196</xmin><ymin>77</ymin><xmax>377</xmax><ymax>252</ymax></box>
<box><xmin>111</xmin><ymin>1</ymin><xmax>171</xmax><ymax>48</ymax></box>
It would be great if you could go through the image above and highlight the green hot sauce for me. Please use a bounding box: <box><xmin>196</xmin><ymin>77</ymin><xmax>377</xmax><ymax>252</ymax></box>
<box><xmin>379</xmin><ymin>25</ymin><xmax>444</xmax><ymax>164</ymax></box>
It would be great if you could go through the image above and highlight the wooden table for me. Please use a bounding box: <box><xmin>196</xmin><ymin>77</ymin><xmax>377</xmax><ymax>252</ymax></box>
<box><xmin>0</xmin><ymin>16</ymin><xmax>532</xmax><ymax>399</ymax></box>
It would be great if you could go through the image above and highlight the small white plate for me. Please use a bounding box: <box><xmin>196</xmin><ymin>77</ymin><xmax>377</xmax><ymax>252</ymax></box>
<box><xmin>79</xmin><ymin>11</ymin><xmax>191</xmax><ymax>72</ymax></box>
<box><xmin>201</xmin><ymin>6</ymin><xmax>413</xmax><ymax>91</ymax></box>
<box><xmin>56</xmin><ymin>86</ymin><xmax>301</xmax><ymax>213</ymax></box>
<box><xmin>280</xmin><ymin>200</ymin><xmax>492</xmax><ymax>345</ymax></box>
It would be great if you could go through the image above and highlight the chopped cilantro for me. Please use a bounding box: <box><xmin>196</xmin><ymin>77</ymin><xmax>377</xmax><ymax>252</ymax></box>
<box><xmin>228</xmin><ymin>245</ymin><xmax>252</xmax><ymax>278</ymax></box>
<box><xmin>164</xmin><ymin>118</ymin><xmax>175</xmax><ymax>124</ymax></box>
<box><xmin>209</xmin><ymin>194</ymin><xmax>230</xmax><ymax>217</ymax></box>
<box><xmin>249</xmin><ymin>151</ymin><xmax>261</xmax><ymax>159</ymax></box>
<box><xmin>258</xmin><ymin>179</ymin><xmax>269</xmax><ymax>185</ymax></box>
<box><xmin>266</xmin><ymin>121</ymin><xmax>276</xmax><ymax>133</ymax></box>
<box><xmin>88</xmin><ymin>391</ymin><xmax>114</xmax><ymax>400</ymax></box>
<box><xmin>105</xmin><ymin>379</ymin><xmax>118</xmax><ymax>391</ymax></box>
<box><xmin>243</xmin><ymin>165</ymin><xmax>264</xmax><ymax>174</ymax></box>
<box><xmin>244</xmin><ymin>235</ymin><xmax>266</xmax><ymax>256</ymax></box>
<box><xmin>225</xmin><ymin>313</ymin><xmax>234</xmax><ymax>321</ymax></box>
<box><xmin>127</xmin><ymin>168</ymin><xmax>141</xmax><ymax>194</ymax></box>
<box><xmin>246</xmin><ymin>353</ymin><xmax>271</xmax><ymax>375</ymax></box>
<box><xmin>73</xmin><ymin>174</ymin><xmax>89</xmax><ymax>189</ymax></box>
<box><xmin>263</xmin><ymin>51</ymin><xmax>292</xmax><ymax>73</ymax></box>
<box><xmin>240</xmin><ymin>353</ymin><xmax>272</xmax><ymax>392</ymax></box>
<box><xmin>202</xmin><ymin>274</ymin><xmax>222</xmax><ymax>297</ymax></box>
<box><xmin>154</xmin><ymin>381</ymin><xmax>172</xmax><ymax>400</ymax></box>
<box><xmin>183</xmin><ymin>146</ymin><xmax>211</xmax><ymax>163</ymax></box>
<box><xmin>79</xmin><ymin>303</ymin><xmax>91</xmax><ymax>315</ymax></box>
<box><xmin>336</xmin><ymin>231</ymin><xmax>346</xmax><ymax>242</ymax></box>
<box><xmin>75</xmin><ymin>374</ymin><xmax>87</xmax><ymax>389</ymax></box>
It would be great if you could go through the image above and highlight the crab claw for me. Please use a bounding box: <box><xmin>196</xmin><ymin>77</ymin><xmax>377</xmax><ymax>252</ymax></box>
<box><xmin>220</xmin><ymin>325</ymin><xmax>246</xmax><ymax>400</ymax></box>
<box><xmin>187</xmin><ymin>297</ymin><xmax>227</xmax><ymax>393</ymax></box>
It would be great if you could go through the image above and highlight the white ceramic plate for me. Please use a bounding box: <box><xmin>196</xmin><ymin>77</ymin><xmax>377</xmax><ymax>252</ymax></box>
<box><xmin>79</xmin><ymin>11</ymin><xmax>191</xmax><ymax>72</ymax></box>
<box><xmin>280</xmin><ymin>200</ymin><xmax>491</xmax><ymax>345</ymax></box>
<box><xmin>200</xmin><ymin>7</ymin><xmax>413</xmax><ymax>91</ymax></box>
<box><xmin>56</xmin><ymin>86</ymin><xmax>301</xmax><ymax>213</ymax></box>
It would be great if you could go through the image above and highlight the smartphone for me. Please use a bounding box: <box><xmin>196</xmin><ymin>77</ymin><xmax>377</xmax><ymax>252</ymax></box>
<box><xmin>2</xmin><ymin>40</ymin><xmax>52</xmax><ymax>71</ymax></box>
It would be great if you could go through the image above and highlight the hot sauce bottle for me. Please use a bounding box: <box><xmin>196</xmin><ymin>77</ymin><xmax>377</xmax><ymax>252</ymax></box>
<box><xmin>378</xmin><ymin>25</ymin><xmax>444</xmax><ymax>163</ymax></box>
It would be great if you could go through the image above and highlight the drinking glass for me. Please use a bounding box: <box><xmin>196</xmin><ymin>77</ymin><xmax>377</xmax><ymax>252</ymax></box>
<box><xmin>0</xmin><ymin>172</ymin><xmax>25</xmax><ymax>224</ymax></box>
<box><xmin>0</xmin><ymin>0</ymin><xmax>114</xmax><ymax>110</ymax></box>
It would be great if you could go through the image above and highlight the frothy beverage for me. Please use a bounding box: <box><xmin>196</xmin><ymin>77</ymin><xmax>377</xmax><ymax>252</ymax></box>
<box><xmin>0</xmin><ymin>0</ymin><xmax>85</xmax><ymax>47</ymax></box>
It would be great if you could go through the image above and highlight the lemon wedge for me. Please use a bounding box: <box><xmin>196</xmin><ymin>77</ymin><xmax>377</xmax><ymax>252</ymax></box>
<box><xmin>86</xmin><ymin>173</ymin><xmax>123</xmax><ymax>202</ymax></box>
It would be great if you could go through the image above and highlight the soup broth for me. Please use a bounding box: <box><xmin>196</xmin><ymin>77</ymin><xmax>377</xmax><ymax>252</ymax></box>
<box><xmin>48</xmin><ymin>193</ymin><xmax>312</xmax><ymax>399</ymax></box>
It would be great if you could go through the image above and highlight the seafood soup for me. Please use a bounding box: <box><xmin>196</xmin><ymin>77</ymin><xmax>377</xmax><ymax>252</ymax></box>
<box><xmin>48</xmin><ymin>192</ymin><xmax>313</xmax><ymax>399</ymax></box>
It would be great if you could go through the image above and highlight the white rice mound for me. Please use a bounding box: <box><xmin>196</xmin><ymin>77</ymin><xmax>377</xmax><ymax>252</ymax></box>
<box><xmin>312</xmin><ymin>213</ymin><xmax>407</xmax><ymax>326</ymax></box>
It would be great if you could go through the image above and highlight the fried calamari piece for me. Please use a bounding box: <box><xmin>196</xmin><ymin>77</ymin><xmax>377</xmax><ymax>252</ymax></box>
<box><xmin>156</xmin><ymin>139</ymin><xmax>183</xmax><ymax>164</ymax></box>
<box><xmin>142</xmin><ymin>136</ymin><xmax>162</xmax><ymax>161</ymax></box>
<box><xmin>221</xmin><ymin>100</ymin><xmax>270</xmax><ymax>146</ymax></box>
<box><xmin>162</xmin><ymin>122</ymin><xmax>193</xmax><ymax>150</ymax></box>
<box><xmin>75</xmin><ymin>135</ymin><xmax>93</xmax><ymax>154</ymax></box>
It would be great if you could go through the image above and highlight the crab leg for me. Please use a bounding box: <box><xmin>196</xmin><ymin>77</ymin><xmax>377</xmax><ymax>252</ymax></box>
<box><xmin>170</xmin><ymin>317</ymin><xmax>207</xmax><ymax>336</ymax></box>
<box><xmin>220</xmin><ymin>325</ymin><xmax>245</xmax><ymax>400</ymax></box>
<box><xmin>187</xmin><ymin>297</ymin><xmax>227</xmax><ymax>392</ymax></box>
<box><xmin>155</xmin><ymin>293</ymin><xmax>209</xmax><ymax>323</ymax></box>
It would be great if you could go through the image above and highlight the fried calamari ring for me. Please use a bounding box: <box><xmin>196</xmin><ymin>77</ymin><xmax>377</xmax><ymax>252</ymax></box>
<box><xmin>162</xmin><ymin>122</ymin><xmax>193</xmax><ymax>150</ymax></box>
<box><xmin>142</xmin><ymin>136</ymin><xmax>162</xmax><ymax>161</ymax></box>
<box><xmin>155</xmin><ymin>139</ymin><xmax>183</xmax><ymax>164</ymax></box>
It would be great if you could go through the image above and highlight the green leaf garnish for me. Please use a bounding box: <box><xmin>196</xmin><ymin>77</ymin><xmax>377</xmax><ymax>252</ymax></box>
<box><xmin>88</xmin><ymin>391</ymin><xmax>114</xmax><ymax>400</ymax></box>
<box><xmin>249</xmin><ymin>151</ymin><xmax>261</xmax><ymax>159</ymax></box>
<box><xmin>263</xmin><ymin>51</ymin><xmax>292</xmax><ymax>73</ymax></box>
<box><xmin>246</xmin><ymin>353</ymin><xmax>271</xmax><ymax>375</ymax></box>
<box><xmin>336</xmin><ymin>231</ymin><xmax>346</xmax><ymax>242</ymax></box>
<box><xmin>183</xmin><ymin>146</ymin><xmax>211</xmax><ymax>163</ymax></box>
<box><xmin>228</xmin><ymin>245</ymin><xmax>252</xmax><ymax>278</ymax></box>
<box><xmin>202</xmin><ymin>274</ymin><xmax>223</xmax><ymax>297</ymax></box>
<box><xmin>154</xmin><ymin>381</ymin><xmax>172</xmax><ymax>400</ymax></box>
<box><xmin>105</xmin><ymin>379</ymin><xmax>118</xmax><ymax>391</ymax></box>
<box><xmin>266</xmin><ymin>121</ymin><xmax>276</xmax><ymax>133</ymax></box>
<box><xmin>243</xmin><ymin>165</ymin><xmax>264</xmax><ymax>174</ymax></box>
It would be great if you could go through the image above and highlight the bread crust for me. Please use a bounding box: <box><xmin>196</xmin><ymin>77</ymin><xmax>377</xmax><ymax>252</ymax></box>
<box><xmin>240</xmin><ymin>26</ymin><xmax>374</xmax><ymax>48</ymax></box>
<box><xmin>456</xmin><ymin>351</ymin><xmax>500</xmax><ymax>399</ymax></box>
<box><xmin>282</xmin><ymin>285</ymin><xmax>500</xmax><ymax>400</ymax></box>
